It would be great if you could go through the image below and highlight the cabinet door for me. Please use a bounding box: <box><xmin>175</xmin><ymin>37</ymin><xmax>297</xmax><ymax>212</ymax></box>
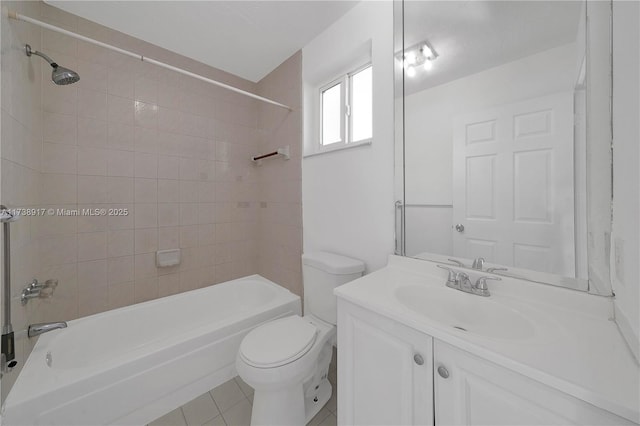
<box><xmin>338</xmin><ymin>299</ymin><xmax>433</xmax><ymax>426</ymax></box>
<box><xmin>434</xmin><ymin>340</ymin><xmax>633</xmax><ymax>426</ymax></box>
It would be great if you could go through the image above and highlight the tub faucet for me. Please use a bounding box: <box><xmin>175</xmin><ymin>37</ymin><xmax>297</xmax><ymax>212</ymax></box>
<box><xmin>28</xmin><ymin>322</ymin><xmax>67</xmax><ymax>338</ymax></box>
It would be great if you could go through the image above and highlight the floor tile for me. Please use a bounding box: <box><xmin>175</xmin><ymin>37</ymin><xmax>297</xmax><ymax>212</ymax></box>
<box><xmin>221</xmin><ymin>399</ymin><xmax>252</xmax><ymax>426</ymax></box>
<box><xmin>307</xmin><ymin>406</ymin><xmax>331</xmax><ymax>426</ymax></box>
<box><xmin>210</xmin><ymin>378</ymin><xmax>247</xmax><ymax>413</ymax></box>
<box><xmin>234</xmin><ymin>376</ymin><xmax>254</xmax><ymax>397</ymax></box>
<box><xmin>318</xmin><ymin>413</ymin><xmax>337</xmax><ymax>426</ymax></box>
<box><xmin>202</xmin><ymin>414</ymin><xmax>227</xmax><ymax>426</ymax></box>
<box><xmin>182</xmin><ymin>392</ymin><xmax>220</xmax><ymax>425</ymax></box>
<box><xmin>148</xmin><ymin>408</ymin><xmax>186</xmax><ymax>426</ymax></box>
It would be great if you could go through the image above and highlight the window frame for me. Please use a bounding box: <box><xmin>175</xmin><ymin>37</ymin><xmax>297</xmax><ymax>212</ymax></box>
<box><xmin>319</xmin><ymin>76</ymin><xmax>346</xmax><ymax>147</ymax></box>
<box><xmin>318</xmin><ymin>62</ymin><xmax>373</xmax><ymax>154</ymax></box>
<box><xmin>347</xmin><ymin>62</ymin><xmax>373</xmax><ymax>145</ymax></box>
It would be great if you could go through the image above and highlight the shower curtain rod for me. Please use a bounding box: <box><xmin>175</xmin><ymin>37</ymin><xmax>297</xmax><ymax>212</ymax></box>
<box><xmin>8</xmin><ymin>11</ymin><xmax>292</xmax><ymax>111</ymax></box>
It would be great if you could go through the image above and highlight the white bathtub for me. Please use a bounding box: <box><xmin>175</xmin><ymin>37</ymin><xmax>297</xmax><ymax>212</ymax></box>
<box><xmin>2</xmin><ymin>275</ymin><xmax>300</xmax><ymax>425</ymax></box>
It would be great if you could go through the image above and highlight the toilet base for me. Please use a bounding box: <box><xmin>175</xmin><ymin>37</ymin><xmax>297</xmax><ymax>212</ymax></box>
<box><xmin>304</xmin><ymin>378</ymin><xmax>332</xmax><ymax>423</ymax></box>
<box><xmin>251</xmin><ymin>384</ymin><xmax>305</xmax><ymax>426</ymax></box>
<box><xmin>250</xmin><ymin>379</ymin><xmax>332</xmax><ymax>426</ymax></box>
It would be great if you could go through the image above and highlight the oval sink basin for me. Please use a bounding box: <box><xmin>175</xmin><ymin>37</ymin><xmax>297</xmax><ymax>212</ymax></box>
<box><xmin>395</xmin><ymin>285</ymin><xmax>535</xmax><ymax>340</ymax></box>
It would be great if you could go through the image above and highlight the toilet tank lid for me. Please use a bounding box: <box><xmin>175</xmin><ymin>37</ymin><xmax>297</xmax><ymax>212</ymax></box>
<box><xmin>302</xmin><ymin>252</ymin><xmax>365</xmax><ymax>275</ymax></box>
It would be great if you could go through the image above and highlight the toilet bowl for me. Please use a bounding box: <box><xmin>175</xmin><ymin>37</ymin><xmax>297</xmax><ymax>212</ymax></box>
<box><xmin>235</xmin><ymin>252</ymin><xmax>364</xmax><ymax>426</ymax></box>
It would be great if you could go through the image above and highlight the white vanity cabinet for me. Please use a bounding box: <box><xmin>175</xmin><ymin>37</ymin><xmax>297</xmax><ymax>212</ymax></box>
<box><xmin>433</xmin><ymin>341</ymin><xmax>634</xmax><ymax>426</ymax></box>
<box><xmin>337</xmin><ymin>300</ymin><xmax>635</xmax><ymax>426</ymax></box>
<box><xmin>337</xmin><ymin>300</ymin><xmax>433</xmax><ymax>425</ymax></box>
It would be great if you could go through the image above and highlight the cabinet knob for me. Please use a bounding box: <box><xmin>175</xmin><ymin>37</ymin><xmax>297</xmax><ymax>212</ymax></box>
<box><xmin>413</xmin><ymin>354</ymin><xmax>424</xmax><ymax>365</ymax></box>
<box><xmin>437</xmin><ymin>365</ymin><xmax>450</xmax><ymax>379</ymax></box>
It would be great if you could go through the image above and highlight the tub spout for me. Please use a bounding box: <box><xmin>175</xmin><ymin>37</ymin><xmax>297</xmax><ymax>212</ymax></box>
<box><xmin>28</xmin><ymin>322</ymin><xmax>67</xmax><ymax>338</ymax></box>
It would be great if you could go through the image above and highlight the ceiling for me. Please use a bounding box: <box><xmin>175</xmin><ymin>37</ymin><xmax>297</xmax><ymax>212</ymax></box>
<box><xmin>46</xmin><ymin>1</ymin><xmax>358</xmax><ymax>83</ymax></box>
<box><xmin>401</xmin><ymin>1</ymin><xmax>583</xmax><ymax>95</ymax></box>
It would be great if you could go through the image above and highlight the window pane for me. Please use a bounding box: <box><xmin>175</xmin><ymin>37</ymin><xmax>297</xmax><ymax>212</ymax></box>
<box><xmin>322</xmin><ymin>83</ymin><xmax>342</xmax><ymax>145</ymax></box>
<box><xmin>351</xmin><ymin>66</ymin><xmax>372</xmax><ymax>142</ymax></box>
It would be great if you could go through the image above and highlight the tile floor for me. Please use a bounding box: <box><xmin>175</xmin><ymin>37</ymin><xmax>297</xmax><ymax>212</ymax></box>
<box><xmin>148</xmin><ymin>376</ymin><xmax>337</xmax><ymax>426</ymax></box>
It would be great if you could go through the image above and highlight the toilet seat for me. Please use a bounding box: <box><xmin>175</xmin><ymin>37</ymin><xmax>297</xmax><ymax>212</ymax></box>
<box><xmin>239</xmin><ymin>316</ymin><xmax>318</xmax><ymax>369</ymax></box>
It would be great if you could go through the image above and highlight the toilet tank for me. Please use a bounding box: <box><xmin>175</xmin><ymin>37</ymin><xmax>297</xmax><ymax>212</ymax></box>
<box><xmin>302</xmin><ymin>252</ymin><xmax>365</xmax><ymax>325</ymax></box>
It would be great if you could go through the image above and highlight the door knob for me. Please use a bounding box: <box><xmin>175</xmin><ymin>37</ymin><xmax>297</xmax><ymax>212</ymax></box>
<box><xmin>437</xmin><ymin>365</ymin><xmax>449</xmax><ymax>378</ymax></box>
<box><xmin>413</xmin><ymin>354</ymin><xmax>424</xmax><ymax>365</ymax></box>
<box><xmin>455</xmin><ymin>224</ymin><xmax>465</xmax><ymax>233</ymax></box>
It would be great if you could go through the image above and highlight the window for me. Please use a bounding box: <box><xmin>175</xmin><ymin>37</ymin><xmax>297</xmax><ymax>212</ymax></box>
<box><xmin>320</xmin><ymin>64</ymin><xmax>372</xmax><ymax>150</ymax></box>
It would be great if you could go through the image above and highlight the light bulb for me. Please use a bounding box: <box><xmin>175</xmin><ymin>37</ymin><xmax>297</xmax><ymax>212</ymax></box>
<box><xmin>405</xmin><ymin>51</ymin><xmax>416</xmax><ymax>65</ymax></box>
<box><xmin>406</xmin><ymin>66</ymin><xmax>416</xmax><ymax>77</ymax></box>
<box><xmin>423</xmin><ymin>60</ymin><xmax>433</xmax><ymax>71</ymax></box>
<box><xmin>422</xmin><ymin>44</ymin><xmax>433</xmax><ymax>59</ymax></box>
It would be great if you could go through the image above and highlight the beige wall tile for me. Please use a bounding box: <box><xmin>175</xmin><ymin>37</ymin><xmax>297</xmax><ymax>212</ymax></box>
<box><xmin>106</xmin><ymin>176</ymin><xmax>134</xmax><ymax>203</ymax></box>
<box><xmin>43</xmin><ymin>112</ymin><xmax>77</xmax><ymax>145</ymax></box>
<box><xmin>107</xmin><ymin>122</ymin><xmax>134</xmax><ymax>151</ymax></box>
<box><xmin>41</xmin><ymin>173</ymin><xmax>77</xmax><ymax>204</ymax></box>
<box><xmin>78</xmin><ymin>117</ymin><xmax>107</xmax><ymax>147</ymax></box>
<box><xmin>107</xmin><ymin>150</ymin><xmax>134</xmax><ymax>177</ymax></box>
<box><xmin>107</xmin><ymin>256</ymin><xmax>134</xmax><ymax>285</ymax></box>
<box><xmin>107</xmin><ymin>229</ymin><xmax>134</xmax><ymax>257</ymax></box>
<box><xmin>158</xmin><ymin>226</ymin><xmax>180</xmax><ymax>250</ymax></box>
<box><xmin>134</xmin><ymin>203</ymin><xmax>158</xmax><ymax>228</ymax></box>
<box><xmin>107</xmin><ymin>94</ymin><xmax>134</xmax><ymax>125</ymax></box>
<box><xmin>77</xmin><ymin>231</ymin><xmax>107</xmax><ymax>262</ymax></box>
<box><xmin>134</xmin><ymin>152</ymin><xmax>158</xmax><ymax>178</ymax></box>
<box><xmin>107</xmin><ymin>69</ymin><xmax>134</xmax><ymax>99</ymax></box>
<box><xmin>135</xmin><ymin>228</ymin><xmax>158</xmax><ymax>254</ymax></box>
<box><xmin>78</xmin><ymin>175</ymin><xmax>107</xmax><ymax>203</ymax></box>
<box><xmin>42</xmin><ymin>142</ymin><xmax>77</xmax><ymax>174</ymax></box>
<box><xmin>134</xmin><ymin>178</ymin><xmax>157</xmax><ymax>203</ymax></box>
<box><xmin>77</xmin><ymin>88</ymin><xmax>107</xmax><ymax>120</ymax></box>
<box><xmin>158</xmin><ymin>203</ymin><xmax>180</xmax><ymax>227</ymax></box>
<box><xmin>77</xmin><ymin>147</ymin><xmax>108</xmax><ymax>176</ymax></box>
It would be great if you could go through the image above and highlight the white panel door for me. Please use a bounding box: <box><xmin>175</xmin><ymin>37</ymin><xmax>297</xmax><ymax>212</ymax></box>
<box><xmin>337</xmin><ymin>300</ymin><xmax>433</xmax><ymax>426</ymax></box>
<box><xmin>452</xmin><ymin>92</ymin><xmax>575</xmax><ymax>276</ymax></box>
<box><xmin>433</xmin><ymin>340</ymin><xmax>634</xmax><ymax>426</ymax></box>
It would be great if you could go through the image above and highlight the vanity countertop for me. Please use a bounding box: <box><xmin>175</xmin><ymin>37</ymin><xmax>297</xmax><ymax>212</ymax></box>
<box><xmin>334</xmin><ymin>255</ymin><xmax>640</xmax><ymax>424</ymax></box>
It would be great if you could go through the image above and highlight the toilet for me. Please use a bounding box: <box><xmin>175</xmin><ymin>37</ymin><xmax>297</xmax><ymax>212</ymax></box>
<box><xmin>236</xmin><ymin>252</ymin><xmax>365</xmax><ymax>426</ymax></box>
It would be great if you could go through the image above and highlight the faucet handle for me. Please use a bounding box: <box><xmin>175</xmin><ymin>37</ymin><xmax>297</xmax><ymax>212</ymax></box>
<box><xmin>486</xmin><ymin>267</ymin><xmax>508</xmax><ymax>273</ymax></box>
<box><xmin>475</xmin><ymin>276</ymin><xmax>501</xmax><ymax>290</ymax></box>
<box><xmin>437</xmin><ymin>265</ymin><xmax>459</xmax><ymax>283</ymax></box>
<box><xmin>447</xmin><ymin>258</ymin><xmax>465</xmax><ymax>267</ymax></box>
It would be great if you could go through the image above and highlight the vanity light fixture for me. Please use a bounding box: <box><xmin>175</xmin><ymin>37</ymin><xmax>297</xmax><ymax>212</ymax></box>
<box><xmin>399</xmin><ymin>40</ymin><xmax>439</xmax><ymax>78</ymax></box>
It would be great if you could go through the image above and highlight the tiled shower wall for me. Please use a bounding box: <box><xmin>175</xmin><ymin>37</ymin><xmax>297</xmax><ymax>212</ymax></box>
<box><xmin>256</xmin><ymin>52</ymin><xmax>303</xmax><ymax>296</ymax></box>
<box><xmin>1</xmin><ymin>1</ymin><xmax>302</xmax><ymax>397</ymax></box>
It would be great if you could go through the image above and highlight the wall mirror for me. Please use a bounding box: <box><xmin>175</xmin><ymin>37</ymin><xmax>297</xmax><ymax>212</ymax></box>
<box><xmin>394</xmin><ymin>0</ymin><xmax>613</xmax><ymax>295</ymax></box>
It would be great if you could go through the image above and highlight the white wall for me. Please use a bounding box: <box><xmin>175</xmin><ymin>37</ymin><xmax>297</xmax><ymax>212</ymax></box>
<box><xmin>611</xmin><ymin>0</ymin><xmax>639</xmax><ymax>362</ymax></box>
<box><xmin>302</xmin><ymin>2</ymin><xmax>395</xmax><ymax>272</ymax></box>
<box><xmin>403</xmin><ymin>44</ymin><xmax>577</xmax><ymax>257</ymax></box>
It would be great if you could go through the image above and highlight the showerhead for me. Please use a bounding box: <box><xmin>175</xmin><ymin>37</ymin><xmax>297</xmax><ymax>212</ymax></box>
<box><xmin>51</xmin><ymin>65</ymin><xmax>80</xmax><ymax>85</ymax></box>
<box><xmin>25</xmin><ymin>44</ymin><xmax>80</xmax><ymax>85</ymax></box>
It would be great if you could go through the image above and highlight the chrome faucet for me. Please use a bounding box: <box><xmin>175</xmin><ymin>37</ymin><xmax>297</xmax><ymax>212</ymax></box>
<box><xmin>471</xmin><ymin>257</ymin><xmax>485</xmax><ymax>270</ymax></box>
<box><xmin>28</xmin><ymin>322</ymin><xmax>67</xmax><ymax>338</ymax></box>
<box><xmin>438</xmin><ymin>265</ymin><xmax>501</xmax><ymax>297</ymax></box>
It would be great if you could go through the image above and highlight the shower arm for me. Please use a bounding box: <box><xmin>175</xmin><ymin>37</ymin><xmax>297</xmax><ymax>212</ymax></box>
<box><xmin>25</xmin><ymin>44</ymin><xmax>58</xmax><ymax>68</ymax></box>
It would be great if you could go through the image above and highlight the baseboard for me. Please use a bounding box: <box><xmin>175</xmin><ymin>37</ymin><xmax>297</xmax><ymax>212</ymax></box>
<box><xmin>614</xmin><ymin>303</ymin><xmax>640</xmax><ymax>364</ymax></box>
